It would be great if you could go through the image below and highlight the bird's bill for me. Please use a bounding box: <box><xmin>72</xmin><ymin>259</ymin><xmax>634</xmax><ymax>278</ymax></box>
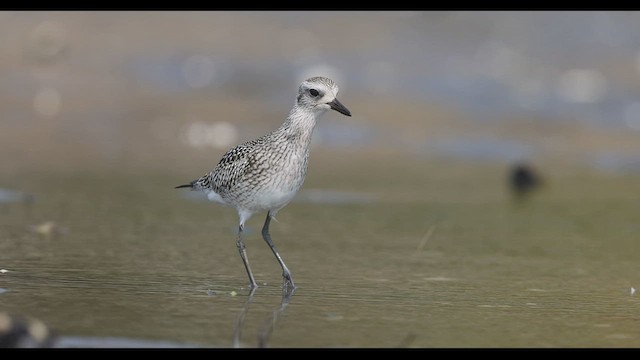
<box><xmin>328</xmin><ymin>98</ymin><xmax>352</xmax><ymax>116</ymax></box>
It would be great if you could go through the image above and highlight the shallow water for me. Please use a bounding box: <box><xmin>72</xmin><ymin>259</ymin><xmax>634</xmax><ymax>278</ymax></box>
<box><xmin>1</xmin><ymin>167</ymin><xmax>640</xmax><ymax>348</ymax></box>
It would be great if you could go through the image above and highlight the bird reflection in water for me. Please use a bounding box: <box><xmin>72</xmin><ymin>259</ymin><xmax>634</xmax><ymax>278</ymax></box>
<box><xmin>232</xmin><ymin>287</ymin><xmax>296</xmax><ymax>348</ymax></box>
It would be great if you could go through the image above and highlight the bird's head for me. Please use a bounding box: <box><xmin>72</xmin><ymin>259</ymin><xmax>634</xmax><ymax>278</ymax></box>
<box><xmin>296</xmin><ymin>76</ymin><xmax>351</xmax><ymax>117</ymax></box>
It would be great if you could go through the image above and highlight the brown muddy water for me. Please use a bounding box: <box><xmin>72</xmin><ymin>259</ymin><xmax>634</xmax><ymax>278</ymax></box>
<box><xmin>1</xmin><ymin>160</ymin><xmax>640</xmax><ymax>348</ymax></box>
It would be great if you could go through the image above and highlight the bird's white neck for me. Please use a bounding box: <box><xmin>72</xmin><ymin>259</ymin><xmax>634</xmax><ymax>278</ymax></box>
<box><xmin>279</xmin><ymin>104</ymin><xmax>326</xmax><ymax>146</ymax></box>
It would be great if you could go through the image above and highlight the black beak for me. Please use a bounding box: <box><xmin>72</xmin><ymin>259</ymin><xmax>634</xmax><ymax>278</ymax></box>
<box><xmin>328</xmin><ymin>98</ymin><xmax>351</xmax><ymax>117</ymax></box>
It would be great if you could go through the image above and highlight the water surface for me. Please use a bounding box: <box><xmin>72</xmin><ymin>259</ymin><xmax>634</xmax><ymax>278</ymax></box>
<box><xmin>1</xmin><ymin>165</ymin><xmax>639</xmax><ymax>348</ymax></box>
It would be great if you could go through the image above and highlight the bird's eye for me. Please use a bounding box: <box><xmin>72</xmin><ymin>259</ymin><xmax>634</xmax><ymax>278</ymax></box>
<box><xmin>309</xmin><ymin>89</ymin><xmax>319</xmax><ymax>97</ymax></box>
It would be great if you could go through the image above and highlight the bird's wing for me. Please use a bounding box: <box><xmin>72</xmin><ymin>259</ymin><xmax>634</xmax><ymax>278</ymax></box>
<box><xmin>209</xmin><ymin>142</ymin><xmax>257</xmax><ymax>194</ymax></box>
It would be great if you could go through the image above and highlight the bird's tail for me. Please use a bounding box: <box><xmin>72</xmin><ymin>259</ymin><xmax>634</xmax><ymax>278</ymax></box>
<box><xmin>175</xmin><ymin>180</ymin><xmax>196</xmax><ymax>189</ymax></box>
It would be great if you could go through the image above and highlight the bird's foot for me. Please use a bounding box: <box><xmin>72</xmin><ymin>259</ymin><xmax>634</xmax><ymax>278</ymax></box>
<box><xmin>282</xmin><ymin>273</ymin><xmax>296</xmax><ymax>291</ymax></box>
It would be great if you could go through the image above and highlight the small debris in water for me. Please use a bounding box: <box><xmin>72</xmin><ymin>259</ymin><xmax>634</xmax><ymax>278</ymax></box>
<box><xmin>424</xmin><ymin>276</ymin><xmax>455</xmax><ymax>282</ymax></box>
<box><xmin>0</xmin><ymin>288</ymin><xmax>7</xmax><ymax>294</ymax></box>
<box><xmin>262</xmin><ymin>282</ymin><xmax>267</xmax><ymax>286</ymax></box>
<box><xmin>206</xmin><ymin>289</ymin><xmax>216</xmax><ymax>296</ymax></box>
<box><xmin>417</xmin><ymin>225</ymin><xmax>436</xmax><ymax>252</ymax></box>
<box><xmin>230</xmin><ymin>291</ymin><xmax>237</xmax><ymax>297</ymax></box>
<box><xmin>631</xmin><ymin>287</ymin><xmax>636</xmax><ymax>295</ymax></box>
<box><xmin>593</xmin><ymin>323</ymin><xmax>612</xmax><ymax>328</ymax></box>
<box><xmin>29</xmin><ymin>221</ymin><xmax>68</xmax><ymax>238</ymax></box>
<box><xmin>324</xmin><ymin>313</ymin><xmax>344</xmax><ymax>321</ymax></box>
<box><xmin>0</xmin><ymin>269</ymin><xmax>9</xmax><ymax>274</ymax></box>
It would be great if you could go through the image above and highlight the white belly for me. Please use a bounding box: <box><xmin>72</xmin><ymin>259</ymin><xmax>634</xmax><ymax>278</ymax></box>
<box><xmin>253</xmin><ymin>188</ymin><xmax>298</xmax><ymax>210</ymax></box>
<box><xmin>205</xmin><ymin>184</ymin><xmax>298</xmax><ymax>212</ymax></box>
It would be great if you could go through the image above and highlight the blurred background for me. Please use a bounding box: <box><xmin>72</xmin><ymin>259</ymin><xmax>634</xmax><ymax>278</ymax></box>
<box><xmin>3</xmin><ymin>11</ymin><xmax>640</xmax><ymax>175</ymax></box>
<box><xmin>2</xmin><ymin>11</ymin><xmax>640</xmax><ymax>348</ymax></box>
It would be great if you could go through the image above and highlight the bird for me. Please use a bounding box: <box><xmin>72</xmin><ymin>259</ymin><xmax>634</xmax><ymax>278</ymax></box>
<box><xmin>175</xmin><ymin>76</ymin><xmax>351</xmax><ymax>290</ymax></box>
<box><xmin>508</xmin><ymin>162</ymin><xmax>543</xmax><ymax>201</ymax></box>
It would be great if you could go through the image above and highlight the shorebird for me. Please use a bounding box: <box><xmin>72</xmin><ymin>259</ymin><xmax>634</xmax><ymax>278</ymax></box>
<box><xmin>508</xmin><ymin>162</ymin><xmax>543</xmax><ymax>201</ymax></box>
<box><xmin>176</xmin><ymin>76</ymin><xmax>351</xmax><ymax>290</ymax></box>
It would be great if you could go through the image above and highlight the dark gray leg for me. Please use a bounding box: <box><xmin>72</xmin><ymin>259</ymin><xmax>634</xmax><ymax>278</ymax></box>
<box><xmin>261</xmin><ymin>213</ymin><xmax>295</xmax><ymax>290</ymax></box>
<box><xmin>236</xmin><ymin>224</ymin><xmax>258</xmax><ymax>289</ymax></box>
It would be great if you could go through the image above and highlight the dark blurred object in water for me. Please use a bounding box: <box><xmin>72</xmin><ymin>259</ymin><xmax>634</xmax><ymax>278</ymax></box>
<box><xmin>0</xmin><ymin>313</ymin><xmax>57</xmax><ymax>348</ymax></box>
<box><xmin>508</xmin><ymin>162</ymin><xmax>543</xmax><ymax>201</ymax></box>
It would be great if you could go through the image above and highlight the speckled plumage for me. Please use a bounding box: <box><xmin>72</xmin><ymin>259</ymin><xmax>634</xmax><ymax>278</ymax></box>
<box><xmin>176</xmin><ymin>76</ymin><xmax>351</xmax><ymax>290</ymax></box>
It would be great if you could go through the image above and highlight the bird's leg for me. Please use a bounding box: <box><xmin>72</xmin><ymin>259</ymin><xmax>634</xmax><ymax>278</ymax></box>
<box><xmin>236</xmin><ymin>224</ymin><xmax>258</xmax><ymax>289</ymax></box>
<box><xmin>261</xmin><ymin>213</ymin><xmax>295</xmax><ymax>290</ymax></box>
